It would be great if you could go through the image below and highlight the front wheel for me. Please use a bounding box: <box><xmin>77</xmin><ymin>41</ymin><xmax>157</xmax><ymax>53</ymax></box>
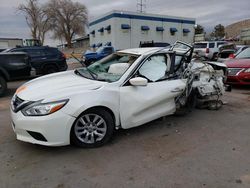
<box><xmin>70</xmin><ymin>109</ymin><xmax>115</xmax><ymax>148</ymax></box>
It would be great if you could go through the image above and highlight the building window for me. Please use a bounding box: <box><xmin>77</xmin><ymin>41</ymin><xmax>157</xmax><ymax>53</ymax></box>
<box><xmin>98</xmin><ymin>27</ymin><xmax>104</xmax><ymax>33</ymax></box>
<box><xmin>141</xmin><ymin>26</ymin><xmax>150</xmax><ymax>31</ymax></box>
<box><xmin>121</xmin><ymin>24</ymin><xmax>131</xmax><ymax>29</ymax></box>
<box><xmin>183</xmin><ymin>28</ymin><xmax>190</xmax><ymax>36</ymax></box>
<box><xmin>90</xmin><ymin>30</ymin><xmax>95</xmax><ymax>37</ymax></box>
<box><xmin>170</xmin><ymin>28</ymin><xmax>178</xmax><ymax>36</ymax></box>
<box><xmin>97</xmin><ymin>43</ymin><xmax>102</xmax><ymax>48</ymax></box>
<box><xmin>156</xmin><ymin>27</ymin><xmax>164</xmax><ymax>32</ymax></box>
<box><xmin>105</xmin><ymin>25</ymin><xmax>111</xmax><ymax>34</ymax></box>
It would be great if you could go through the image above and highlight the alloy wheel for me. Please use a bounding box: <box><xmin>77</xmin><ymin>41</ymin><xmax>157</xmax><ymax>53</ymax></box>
<box><xmin>74</xmin><ymin>114</ymin><xmax>107</xmax><ymax>144</ymax></box>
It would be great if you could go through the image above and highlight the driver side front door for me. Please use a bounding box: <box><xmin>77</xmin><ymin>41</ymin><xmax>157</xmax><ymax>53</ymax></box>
<box><xmin>119</xmin><ymin>54</ymin><xmax>186</xmax><ymax>129</ymax></box>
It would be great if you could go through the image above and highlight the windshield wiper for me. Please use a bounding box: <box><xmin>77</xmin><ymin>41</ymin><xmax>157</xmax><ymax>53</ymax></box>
<box><xmin>75</xmin><ymin>68</ymin><xmax>98</xmax><ymax>80</ymax></box>
<box><xmin>74</xmin><ymin>69</ymin><xmax>84</xmax><ymax>77</ymax></box>
<box><xmin>86</xmin><ymin>67</ymin><xmax>98</xmax><ymax>80</ymax></box>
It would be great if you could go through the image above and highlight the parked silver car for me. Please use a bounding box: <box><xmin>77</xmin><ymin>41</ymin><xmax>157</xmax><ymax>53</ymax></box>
<box><xmin>194</xmin><ymin>41</ymin><xmax>227</xmax><ymax>60</ymax></box>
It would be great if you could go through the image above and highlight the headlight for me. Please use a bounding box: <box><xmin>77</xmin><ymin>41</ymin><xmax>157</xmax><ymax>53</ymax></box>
<box><xmin>22</xmin><ymin>99</ymin><xmax>69</xmax><ymax>116</ymax></box>
<box><xmin>244</xmin><ymin>68</ymin><xmax>250</xmax><ymax>73</ymax></box>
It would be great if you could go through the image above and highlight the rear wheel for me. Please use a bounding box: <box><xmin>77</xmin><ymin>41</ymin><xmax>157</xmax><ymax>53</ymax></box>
<box><xmin>0</xmin><ymin>76</ymin><xmax>7</xmax><ymax>97</ymax></box>
<box><xmin>71</xmin><ymin>109</ymin><xmax>115</xmax><ymax>148</ymax></box>
<box><xmin>212</xmin><ymin>53</ymin><xmax>218</xmax><ymax>61</ymax></box>
<box><xmin>43</xmin><ymin>65</ymin><xmax>58</xmax><ymax>75</ymax></box>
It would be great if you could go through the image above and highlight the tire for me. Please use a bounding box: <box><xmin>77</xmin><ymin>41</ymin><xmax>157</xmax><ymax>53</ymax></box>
<box><xmin>212</xmin><ymin>53</ymin><xmax>218</xmax><ymax>61</ymax></box>
<box><xmin>70</xmin><ymin>109</ymin><xmax>115</xmax><ymax>148</ymax></box>
<box><xmin>0</xmin><ymin>76</ymin><xmax>7</xmax><ymax>97</ymax></box>
<box><xmin>43</xmin><ymin>65</ymin><xmax>58</xmax><ymax>75</ymax></box>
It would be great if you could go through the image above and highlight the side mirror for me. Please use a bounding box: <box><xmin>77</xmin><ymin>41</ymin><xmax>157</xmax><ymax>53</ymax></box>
<box><xmin>129</xmin><ymin>77</ymin><xmax>148</xmax><ymax>86</ymax></box>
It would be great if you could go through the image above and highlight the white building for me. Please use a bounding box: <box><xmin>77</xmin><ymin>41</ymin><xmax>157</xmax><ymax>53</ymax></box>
<box><xmin>89</xmin><ymin>10</ymin><xmax>196</xmax><ymax>50</ymax></box>
<box><xmin>0</xmin><ymin>38</ymin><xmax>23</xmax><ymax>50</ymax></box>
<box><xmin>241</xmin><ymin>28</ymin><xmax>250</xmax><ymax>41</ymax></box>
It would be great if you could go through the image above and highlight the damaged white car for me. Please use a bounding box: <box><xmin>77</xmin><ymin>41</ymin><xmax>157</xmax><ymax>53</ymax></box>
<box><xmin>11</xmin><ymin>42</ymin><xmax>227</xmax><ymax>148</ymax></box>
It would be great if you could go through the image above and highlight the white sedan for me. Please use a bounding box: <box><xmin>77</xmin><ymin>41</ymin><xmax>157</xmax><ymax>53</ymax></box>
<box><xmin>10</xmin><ymin>42</ymin><xmax>226</xmax><ymax>148</ymax></box>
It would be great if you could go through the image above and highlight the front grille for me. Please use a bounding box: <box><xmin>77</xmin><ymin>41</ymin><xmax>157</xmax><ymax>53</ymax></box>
<box><xmin>228</xmin><ymin>68</ymin><xmax>243</xmax><ymax>76</ymax></box>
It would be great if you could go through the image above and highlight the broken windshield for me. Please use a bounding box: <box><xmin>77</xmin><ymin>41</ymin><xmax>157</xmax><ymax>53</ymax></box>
<box><xmin>75</xmin><ymin>53</ymin><xmax>139</xmax><ymax>82</ymax></box>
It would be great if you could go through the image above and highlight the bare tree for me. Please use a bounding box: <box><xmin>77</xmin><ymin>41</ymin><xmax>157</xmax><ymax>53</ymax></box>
<box><xmin>45</xmin><ymin>0</ymin><xmax>88</xmax><ymax>48</ymax></box>
<box><xmin>18</xmin><ymin>0</ymin><xmax>50</xmax><ymax>44</ymax></box>
<box><xmin>195</xmin><ymin>24</ymin><xmax>205</xmax><ymax>34</ymax></box>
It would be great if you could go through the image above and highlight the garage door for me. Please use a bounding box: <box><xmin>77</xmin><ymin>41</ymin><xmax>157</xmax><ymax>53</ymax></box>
<box><xmin>0</xmin><ymin>41</ymin><xmax>9</xmax><ymax>49</ymax></box>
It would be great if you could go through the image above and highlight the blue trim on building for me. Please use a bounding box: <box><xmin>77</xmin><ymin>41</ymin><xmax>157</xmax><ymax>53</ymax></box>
<box><xmin>121</xmin><ymin>24</ymin><xmax>131</xmax><ymax>29</ymax></box>
<box><xmin>90</xmin><ymin>12</ymin><xmax>195</xmax><ymax>26</ymax></box>
<box><xmin>170</xmin><ymin>28</ymin><xmax>178</xmax><ymax>33</ymax></box>
<box><xmin>90</xmin><ymin>30</ymin><xmax>95</xmax><ymax>35</ymax></box>
<box><xmin>183</xmin><ymin>28</ymin><xmax>190</xmax><ymax>33</ymax></box>
<box><xmin>156</xmin><ymin>27</ymin><xmax>164</xmax><ymax>31</ymax></box>
<box><xmin>141</xmin><ymin>26</ymin><xmax>150</xmax><ymax>31</ymax></box>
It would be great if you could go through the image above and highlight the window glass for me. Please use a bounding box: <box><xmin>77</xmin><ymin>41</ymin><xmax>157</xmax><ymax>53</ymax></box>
<box><xmin>217</xmin><ymin>42</ymin><xmax>226</xmax><ymax>47</ymax></box>
<box><xmin>103</xmin><ymin>48</ymin><xmax>113</xmax><ymax>53</ymax></box>
<box><xmin>77</xmin><ymin>53</ymin><xmax>138</xmax><ymax>82</ymax></box>
<box><xmin>45</xmin><ymin>48</ymin><xmax>59</xmax><ymax>55</ymax></box>
<box><xmin>26</xmin><ymin>49</ymin><xmax>45</xmax><ymax>57</ymax></box>
<box><xmin>194</xmin><ymin>43</ymin><xmax>207</xmax><ymax>48</ymax></box>
<box><xmin>10</xmin><ymin>48</ymin><xmax>25</xmax><ymax>53</ymax></box>
<box><xmin>236</xmin><ymin>48</ymin><xmax>250</xmax><ymax>59</ymax></box>
<box><xmin>209</xmin><ymin>43</ymin><xmax>215</xmax><ymax>48</ymax></box>
<box><xmin>139</xmin><ymin>55</ymin><xmax>167</xmax><ymax>82</ymax></box>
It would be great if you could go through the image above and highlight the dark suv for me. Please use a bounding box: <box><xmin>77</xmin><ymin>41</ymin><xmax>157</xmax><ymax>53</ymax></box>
<box><xmin>0</xmin><ymin>52</ymin><xmax>31</xmax><ymax>96</ymax></box>
<box><xmin>7</xmin><ymin>46</ymin><xmax>68</xmax><ymax>75</ymax></box>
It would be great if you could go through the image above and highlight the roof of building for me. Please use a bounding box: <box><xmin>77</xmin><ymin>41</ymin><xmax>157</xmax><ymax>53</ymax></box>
<box><xmin>0</xmin><ymin>38</ymin><xmax>23</xmax><ymax>41</ymax></box>
<box><xmin>89</xmin><ymin>10</ymin><xmax>196</xmax><ymax>27</ymax></box>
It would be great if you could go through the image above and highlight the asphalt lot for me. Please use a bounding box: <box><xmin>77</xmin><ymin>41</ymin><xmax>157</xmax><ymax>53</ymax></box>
<box><xmin>0</xmin><ymin>67</ymin><xmax>250</xmax><ymax>188</ymax></box>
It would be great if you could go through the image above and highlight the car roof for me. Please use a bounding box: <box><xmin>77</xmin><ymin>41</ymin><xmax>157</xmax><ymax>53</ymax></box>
<box><xmin>195</xmin><ymin>41</ymin><xmax>226</xmax><ymax>43</ymax></box>
<box><xmin>118</xmin><ymin>48</ymin><xmax>160</xmax><ymax>55</ymax></box>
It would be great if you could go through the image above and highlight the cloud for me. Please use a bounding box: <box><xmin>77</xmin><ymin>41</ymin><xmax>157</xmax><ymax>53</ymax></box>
<box><xmin>0</xmin><ymin>0</ymin><xmax>249</xmax><ymax>45</ymax></box>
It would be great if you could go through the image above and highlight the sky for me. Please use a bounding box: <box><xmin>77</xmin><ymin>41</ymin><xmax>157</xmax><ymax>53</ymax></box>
<box><xmin>0</xmin><ymin>0</ymin><xmax>250</xmax><ymax>46</ymax></box>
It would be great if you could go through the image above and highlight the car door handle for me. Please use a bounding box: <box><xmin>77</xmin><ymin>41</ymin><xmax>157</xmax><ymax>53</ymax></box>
<box><xmin>41</xmin><ymin>57</ymin><xmax>47</xmax><ymax>60</ymax></box>
<box><xmin>171</xmin><ymin>88</ymin><xmax>184</xmax><ymax>93</ymax></box>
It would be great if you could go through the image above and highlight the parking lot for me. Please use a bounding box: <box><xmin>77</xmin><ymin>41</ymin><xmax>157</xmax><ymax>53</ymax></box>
<box><xmin>0</xmin><ymin>64</ymin><xmax>250</xmax><ymax>187</ymax></box>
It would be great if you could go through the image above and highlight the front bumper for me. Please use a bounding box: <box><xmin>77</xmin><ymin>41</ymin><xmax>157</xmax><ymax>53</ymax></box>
<box><xmin>11</xmin><ymin>109</ymin><xmax>76</xmax><ymax>146</ymax></box>
<box><xmin>226</xmin><ymin>75</ymin><xmax>250</xmax><ymax>85</ymax></box>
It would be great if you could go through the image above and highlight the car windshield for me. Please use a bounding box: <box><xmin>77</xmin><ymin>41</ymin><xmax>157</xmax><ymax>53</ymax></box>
<box><xmin>96</xmin><ymin>47</ymin><xmax>104</xmax><ymax>54</ymax></box>
<box><xmin>75</xmin><ymin>53</ymin><xmax>139</xmax><ymax>82</ymax></box>
<box><xmin>1</xmin><ymin>49</ymin><xmax>11</xmax><ymax>53</ymax></box>
<box><xmin>236</xmin><ymin>48</ymin><xmax>250</xmax><ymax>59</ymax></box>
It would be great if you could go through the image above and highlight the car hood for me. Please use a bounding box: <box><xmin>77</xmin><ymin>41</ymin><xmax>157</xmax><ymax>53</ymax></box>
<box><xmin>225</xmin><ymin>59</ymin><xmax>250</xmax><ymax>68</ymax></box>
<box><xmin>17</xmin><ymin>71</ymin><xmax>104</xmax><ymax>101</ymax></box>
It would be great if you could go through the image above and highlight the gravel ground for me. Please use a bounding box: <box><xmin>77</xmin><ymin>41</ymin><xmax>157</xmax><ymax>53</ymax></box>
<box><xmin>0</xmin><ymin>67</ymin><xmax>250</xmax><ymax>188</ymax></box>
